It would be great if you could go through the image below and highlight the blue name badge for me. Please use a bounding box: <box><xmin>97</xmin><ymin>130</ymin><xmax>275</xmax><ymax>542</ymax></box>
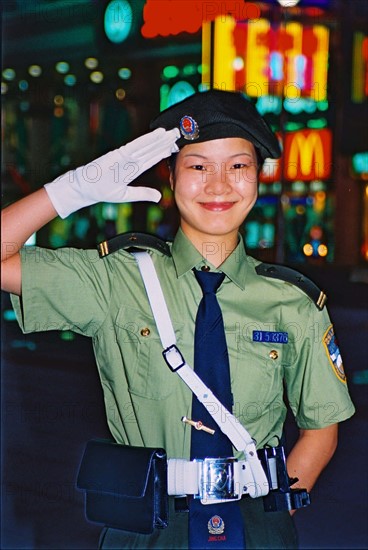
<box><xmin>253</xmin><ymin>331</ymin><xmax>288</xmax><ymax>344</ymax></box>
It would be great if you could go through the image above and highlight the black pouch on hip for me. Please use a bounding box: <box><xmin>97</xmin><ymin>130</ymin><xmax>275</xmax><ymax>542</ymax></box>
<box><xmin>76</xmin><ymin>439</ymin><xmax>168</xmax><ymax>534</ymax></box>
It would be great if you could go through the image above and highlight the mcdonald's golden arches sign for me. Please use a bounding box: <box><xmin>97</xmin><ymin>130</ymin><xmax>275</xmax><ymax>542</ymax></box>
<box><xmin>260</xmin><ymin>128</ymin><xmax>332</xmax><ymax>182</ymax></box>
<box><xmin>284</xmin><ymin>128</ymin><xmax>332</xmax><ymax>181</ymax></box>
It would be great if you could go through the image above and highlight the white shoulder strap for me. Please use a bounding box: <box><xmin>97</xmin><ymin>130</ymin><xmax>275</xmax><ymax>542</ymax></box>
<box><xmin>131</xmin><ymin>251</ymin><xmax>268</xmax><ymax>495</ymax></box>
<box><xmin>130</xmin><ymin>249</ymin><xmax>176</xmax><ymax>349</ymax></box>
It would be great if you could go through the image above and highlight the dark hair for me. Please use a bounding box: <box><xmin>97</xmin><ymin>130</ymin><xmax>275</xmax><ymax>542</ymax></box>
<box><xmin>167</xmin><ymin>152</ymin><xmax>178</xmax><ymax>174</ymax></box>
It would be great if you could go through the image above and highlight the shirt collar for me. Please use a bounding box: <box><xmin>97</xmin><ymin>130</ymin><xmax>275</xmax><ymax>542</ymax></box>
<box><xmin>171</xmin><ymin>227</ymin><xmax>248</xmax><ymax>290</ymax></box>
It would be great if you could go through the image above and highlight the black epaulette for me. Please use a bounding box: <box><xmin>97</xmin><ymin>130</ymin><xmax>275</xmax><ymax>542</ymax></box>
<box><xmin>255</xmin><ymin>262</ymin><xmax>327</xmax><ymax>310</ymax></box>
<box><xmin>97</xmin><ymin>232</ymin><xmax>171</xmax><ymax>258</ymax></box>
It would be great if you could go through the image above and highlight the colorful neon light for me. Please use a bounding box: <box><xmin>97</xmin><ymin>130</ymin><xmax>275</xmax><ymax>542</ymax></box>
<box><xmin>352</xmin><ymin>152</ymin><xmax>368</xmax><ymax>178</ymax></box>
<box><xmin>202</xmin><ymin>17</ymin><xmax>329</xmax><ymax>100</ymax></box>
<box><xmin>141</xmin><ymin>1</ymin><xmax>260</xmax><ymax>38</ymax></box>
<box><xmin>352</xmin><ymin>32</ymin><xmax>368</xmax><ymax>103</ymax></box>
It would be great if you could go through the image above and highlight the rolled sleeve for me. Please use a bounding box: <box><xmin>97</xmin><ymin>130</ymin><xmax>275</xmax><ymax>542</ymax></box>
<box><xmin>284</xmin><ymin>304</ymin><xmax>355</xmax><ymax>429</ymax></box>
<box><xmin>11</xmin><ymin>246</ymin><xmax>112</xmax><ymax>337</ymax></box>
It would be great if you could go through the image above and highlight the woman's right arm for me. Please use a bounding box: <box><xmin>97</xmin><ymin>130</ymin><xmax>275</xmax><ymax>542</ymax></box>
<box><xmin>1</xmin><ymin>188</ymin><xmax>58</xmax><ymax>295</ymax></box>
<box><xmin>1</xmin><ymin>127</ymin><xmax>180</xmax><ymax>296</ymax></box>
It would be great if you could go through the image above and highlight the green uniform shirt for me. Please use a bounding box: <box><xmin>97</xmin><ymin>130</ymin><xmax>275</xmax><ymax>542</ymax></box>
<box><xmin>11</xmin><ymin>228</ymin><xmax>355</xmax><ymax>459</ymax></box>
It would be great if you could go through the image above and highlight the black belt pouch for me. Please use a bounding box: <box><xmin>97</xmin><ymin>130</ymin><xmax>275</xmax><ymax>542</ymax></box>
<box><xmin>76</xmin><ymin>439</ymin><xmax>168</xmax><ymax>534</ymax></box>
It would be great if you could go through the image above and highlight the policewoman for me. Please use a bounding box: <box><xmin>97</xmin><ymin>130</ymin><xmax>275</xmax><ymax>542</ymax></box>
<box><xmin>1</xmin><ymin>90</ymin><xmax>355</xmax><ymax>549</ymax></box>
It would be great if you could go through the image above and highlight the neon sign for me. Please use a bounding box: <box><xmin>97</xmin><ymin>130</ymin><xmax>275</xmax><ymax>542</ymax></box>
<box><xmin>352</xmin><ymin>152</ymin><xmax>368</xmax><ymax>178</ymax></box>
<box><xmin>141</xmin><ymin>1</ymin><xmax>260</xmax><ymax>38</ymax></box>
<box><xmin>260</xmin><ymin>128</ymin><xmax>332</xmax><ymax>182</ymax></box>
<box><xmin>202</xmin><ymin>17</ymin><xmax>329</xmax><ymax>101</ymax></box>
<box><xmin>104</xmin><ymin>0</ymin><xmax>133</xmax><ymax>44</ymax></box>
<box><xmin>284</xmin><ymin>128</ymin><xmax>332</xmax><ymax>181</ymax></box>
<box><xmin>352</xmin><ymin>32</ymin><xmax>368</xmax><ymax>103</ymax></box>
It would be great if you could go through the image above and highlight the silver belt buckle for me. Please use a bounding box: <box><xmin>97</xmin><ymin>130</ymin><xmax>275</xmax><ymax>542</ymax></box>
<box><xmin>199</xmin><ymin>457</ymin><xmax>239</xmax><ymax>504</ymax></box>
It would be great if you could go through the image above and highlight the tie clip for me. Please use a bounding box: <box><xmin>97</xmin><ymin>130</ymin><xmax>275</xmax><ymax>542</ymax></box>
<box><xmin>181</xmin><ymin>416</ymin><xmax>215</xmax><ymax>435</ymax></box>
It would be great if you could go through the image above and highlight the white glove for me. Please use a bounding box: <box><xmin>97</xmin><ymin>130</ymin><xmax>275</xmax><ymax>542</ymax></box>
<box><xmin>45</xmin><ymin>127</ymin><xmax>180</xmax><ymax>219</ymax></box>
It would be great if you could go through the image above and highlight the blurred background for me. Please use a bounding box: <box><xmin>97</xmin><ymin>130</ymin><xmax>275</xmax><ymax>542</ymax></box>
<box><xmin>1</xmin><ymin>0</ymin><xmax>368</xmax><ymax>548</ymax></box>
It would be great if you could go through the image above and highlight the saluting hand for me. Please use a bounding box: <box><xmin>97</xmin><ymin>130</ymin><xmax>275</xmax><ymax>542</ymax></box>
<box><xmin>44</xmin><ymin>127</ymin><xmax>180</xmax><ymax>219</ymax></box>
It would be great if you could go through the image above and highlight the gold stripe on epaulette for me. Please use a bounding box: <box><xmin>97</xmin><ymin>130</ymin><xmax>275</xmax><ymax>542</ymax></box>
<box><xmin>98</xmin><ymin>241</ymin><xmax>109</xmax><ymax>257</ymax></box>
<box><xmin>317</xmin><ymin>291</ymin><xmax>327</xmax><ymax>309</ymax></box>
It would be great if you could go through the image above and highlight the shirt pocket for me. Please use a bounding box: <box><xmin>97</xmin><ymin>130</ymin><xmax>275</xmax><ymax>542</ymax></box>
<box><xmin>232</xmin><ymin>335</ymin><xmax>285</xmax><ymax>416</ymax></box>
<box><xmin>113</xmin><ymin>305</ymin><xmax>184</xmax><ymax>400</ymax></box>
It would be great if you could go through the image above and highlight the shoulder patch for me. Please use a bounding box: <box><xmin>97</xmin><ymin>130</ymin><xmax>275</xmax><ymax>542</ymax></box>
<box><xmin>255</xmin><ymin>262</ymin><xmax>327</xmax><ymax>310</ymax></box>
<box><xmin>323</xmin><ymin>325</ymin><xmax>346</xmax><ymax>382</ymax></box>
<box><xmin>98</xmin><ymin>232</ymin><xmax>171</xmax><ymax>258</ymax></box>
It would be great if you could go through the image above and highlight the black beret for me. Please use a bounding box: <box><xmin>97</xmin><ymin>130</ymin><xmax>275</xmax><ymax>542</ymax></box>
<box><xmin>150</xmin><ymin>89</ymin><xmax>281</xmax><ymax>161</ymax></box>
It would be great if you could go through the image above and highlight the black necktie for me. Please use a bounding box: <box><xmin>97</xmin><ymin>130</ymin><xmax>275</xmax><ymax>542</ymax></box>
<box><xmin>189</xmin><ymin>269</ymin><xmax>246</xmax><ymax>549</ymax></box>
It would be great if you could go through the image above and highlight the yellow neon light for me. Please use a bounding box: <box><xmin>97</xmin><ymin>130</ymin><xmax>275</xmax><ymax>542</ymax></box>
<box><xmin>312</xmin><ymin>25</ymin><xmax>329</xmax><ymax>102</ymax></box>
<box><xmin>352</xmin><ymin>32</ymin><xmax>366</xmax><ymax>103</ymax></box>
<box><xmin>213</xmin><ymin>16</ymin><xmax>236</xmax><ymax>91</ymax></box>
<box><xmin>318</xmin><ymin>244</ymin><xmax>328</xmax><ymax>257</ymax></box>
<box><xmin>202</xmin><ymin>21</ymin><xmax>212</xmax><ymax>89</ymax></box>
<box><xmin>287</xmin><ymin>132</ymin><xmax>327</xmax><ymax>180</ymax></box>
<box><xmin>246</xmin><ymin>19</ymin><xmax>270</xmax><ymax>97</ymax></box>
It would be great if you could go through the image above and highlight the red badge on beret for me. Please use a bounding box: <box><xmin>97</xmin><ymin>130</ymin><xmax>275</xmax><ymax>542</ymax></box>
<box><xmin>180</xmin><ymin>115</ymin><xmax>199</xmax><ymax>140</ymax></box>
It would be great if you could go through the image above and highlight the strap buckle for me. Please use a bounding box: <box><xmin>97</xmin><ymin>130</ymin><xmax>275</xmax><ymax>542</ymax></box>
<box><xmin>198</xmin><ymin>458</ymin><xmax>241</xmax><ymax>504</ymax></box>
<box><xmin>162</xmin><ymin>344</ymin><xmax>185</xmax><ymax>371</ymax></box>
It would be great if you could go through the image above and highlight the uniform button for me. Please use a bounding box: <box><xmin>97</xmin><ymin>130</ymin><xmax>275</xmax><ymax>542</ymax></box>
<box><xmin>269</xmin><ymin>350</ymin><xmax>278</xmax><ymax>360</ymax></box>
<box><xmin>201</xmin><ymin>265</ymin><xmax>211</xmax><ymax>271</ymax></box>
<box><xmin>140</xmin><ymin>327</ymin><xmax>151</xmax><ymax>337</ymax></box>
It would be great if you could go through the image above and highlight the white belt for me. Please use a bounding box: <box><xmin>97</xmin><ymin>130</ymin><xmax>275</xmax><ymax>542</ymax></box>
<box><xmin>167</xmin><ymin>456</ymin><xmax>277</xmax><ymax>505</ymax></box>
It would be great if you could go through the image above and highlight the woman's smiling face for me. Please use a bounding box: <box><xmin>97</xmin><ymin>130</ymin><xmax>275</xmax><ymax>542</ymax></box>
<box><xmin>170</xmin><ymin>137</ymin><xmax>259</xmax><ymax>245</ymax></box>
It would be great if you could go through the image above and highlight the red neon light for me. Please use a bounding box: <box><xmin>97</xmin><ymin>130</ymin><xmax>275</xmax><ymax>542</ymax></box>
<box><xmin>141</xmin><ymin>1</ymin><xmax>260</xmax><ymax>38</ymax></box>
<box><xmin>363</xmin><ymin>36</ymin><xmax>368</xmax><ymax>96</ymax></box>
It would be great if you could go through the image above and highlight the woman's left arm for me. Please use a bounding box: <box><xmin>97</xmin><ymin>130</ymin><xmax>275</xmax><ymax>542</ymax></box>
<box><xmin>286</xmin><ymin>423</ymin><xmax>338</xmax><ymax>512</ymax></box>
